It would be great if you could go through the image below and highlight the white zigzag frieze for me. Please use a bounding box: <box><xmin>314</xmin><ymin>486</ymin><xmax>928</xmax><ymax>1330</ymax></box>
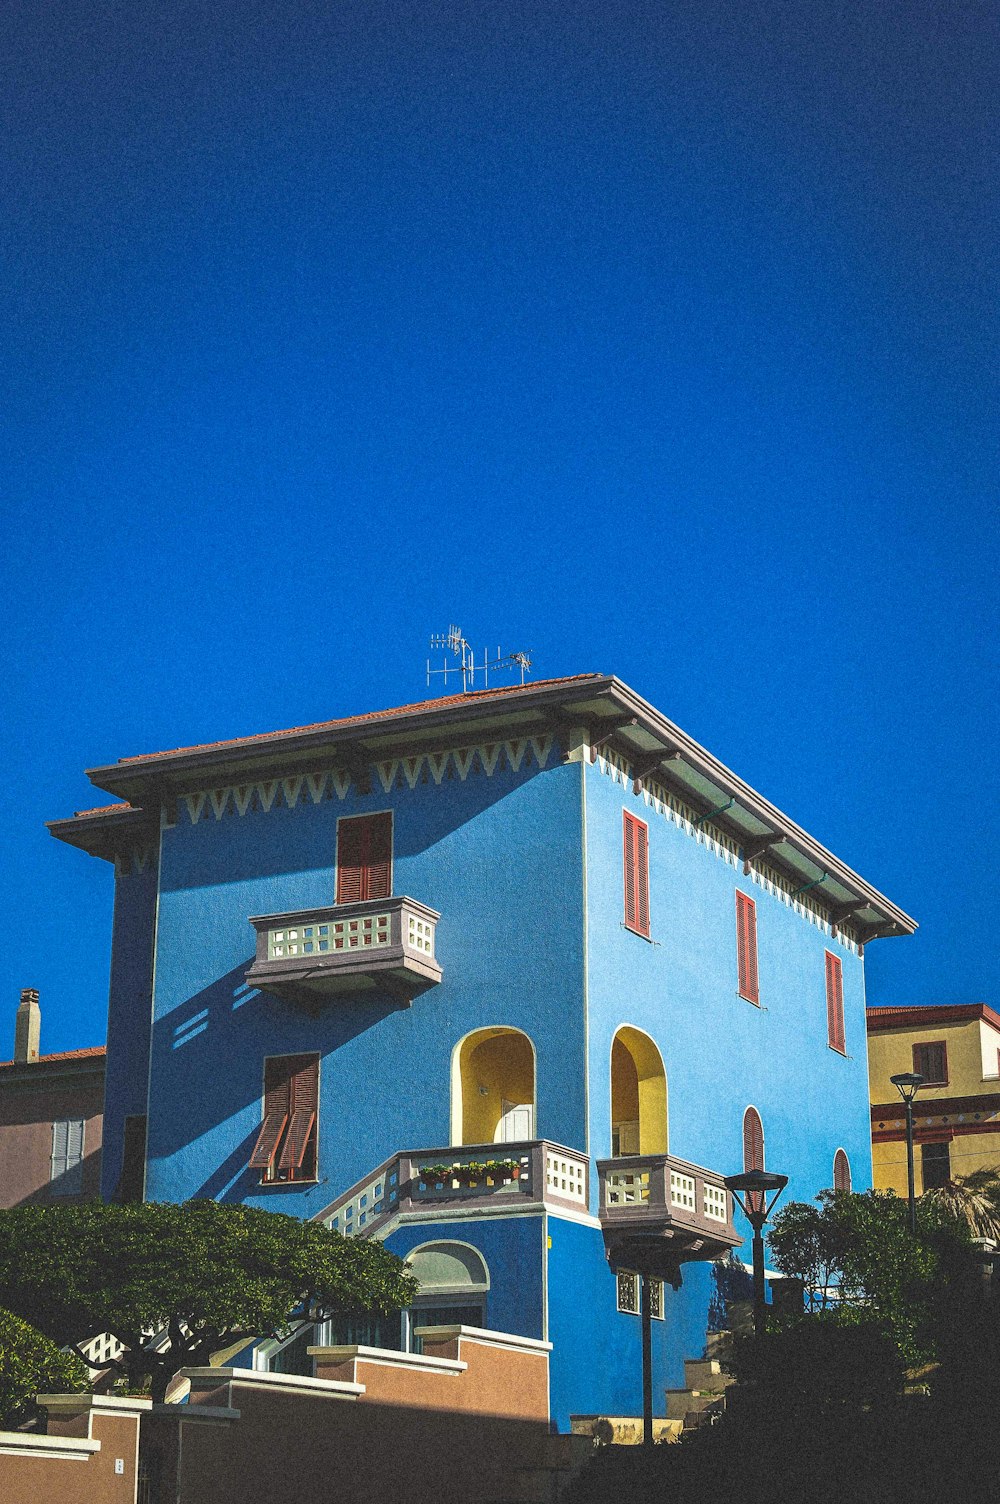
<box><xmin>595</xmin><ymin>750</ymin><xmax>858</xmax><ymax>955</ymax></box>
<box><xmin>176</xmin><ymin>734</ymin><xmax>555</xmax><ymax>829</ymax></box>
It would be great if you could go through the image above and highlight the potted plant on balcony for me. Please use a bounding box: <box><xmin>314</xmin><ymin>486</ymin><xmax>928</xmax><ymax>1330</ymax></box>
<box><xmin>481</xmin><ymin>1158</ymin><xmax>522</xmax><ymax>1185</ymax></box>
<box><xmin>418</xmin><ymin>1164</ymin><xmax>455</xmax><ymax>1190</ymax></box>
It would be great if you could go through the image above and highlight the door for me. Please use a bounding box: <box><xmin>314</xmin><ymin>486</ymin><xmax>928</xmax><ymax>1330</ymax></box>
<box><xmin>496</xmin><ymin>1100</ymin><xmax>533</xmax><ymax>1143</ymax></box>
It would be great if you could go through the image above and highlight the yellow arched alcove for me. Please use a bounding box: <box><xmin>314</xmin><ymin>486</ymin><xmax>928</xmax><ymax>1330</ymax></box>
<box><xmin>451</xmin><ymin>1027</ymin><xmax>536</xmax><ymax>1146</ymax></box>
<box><xmin>611</xmin><ymin>1026</ymin><xmax>667</xmax><ymax>1156</ymax></box>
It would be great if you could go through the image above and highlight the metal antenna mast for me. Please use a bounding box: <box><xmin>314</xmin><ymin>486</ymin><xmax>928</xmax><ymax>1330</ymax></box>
<box><xmin>427</xmin><ymin>627</ymin><xmax>533</xmax><ymax>694</ymax></box>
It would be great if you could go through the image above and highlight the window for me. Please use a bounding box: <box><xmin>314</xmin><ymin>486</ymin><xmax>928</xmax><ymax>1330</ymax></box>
<box><xmin>623</xmin><ymin>811</ymin><xmax>650</xmax><ymax>937</ymax></box>
<box><xmin>735</xmin><ymin>892</ymin><xmax>759</xmax><ymax>1004</ymax></box>
<box><xmin>50</xmin><ymin>1119</ymin><xmax>85</xmax><ymax>1196</ymax></box>
<box><xmin>336</xmin><ymin>813</ymin><xmax>392</xmax><ymax>904</ymax></box>
<box><xmin>250</xmin><ymin>1054</ymin><xmax>319</xmax><ymax>1183</ymax></box>
<box><xmin>913</xmin><ymin>1041</ymin><xmax>947</xmax><ymax>1085</ymax></box>
<box><xmin>743</xmin><ymin>1106</ymin><xmax>764</xmax><ymax>1214</ymax></box>
<box><xmin>833</xmin><ymin>1149</ymin><xmax>851</xmax><ymax>1192</ymax></box>
<box><xmin>616</xmin><ymin>1269</ymin><xmax>663</xmax><ymax>1320</ymax></box>
<box><xmin>921</xmin><ymin>1140</ymin><xmax>951</xmax><ymax>1190</ymax></box>
<box><xmin>825</xmin><ymin>951</ymin><xmax>846</xmax><ymax>1054</ymax></box>
<box><xmin>118</xmin><ymin>1115</ymin><xmax>147</xmax><ymax>1203</ymax></box>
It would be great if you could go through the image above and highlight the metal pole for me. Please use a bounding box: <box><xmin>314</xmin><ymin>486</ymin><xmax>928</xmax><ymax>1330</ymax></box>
<box><xmin>905</xmin><ymin>1097</ymin><xmax>917</xmax><ymax>1236</ymax></box>
<box><xmin>641</xmin><ymin>1273</ymin><xmax>653</xmax><ymax>1445</ymax></box>
<box><xmin>752</xmin><ymin>1227</ymin><xmax>767</xmax><ymax>1336</ymax></box>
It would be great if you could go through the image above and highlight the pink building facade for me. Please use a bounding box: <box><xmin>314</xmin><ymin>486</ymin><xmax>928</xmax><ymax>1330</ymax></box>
<box><xmin>0</xmin><ymin>990</ymin><xmax>104</xmax><ymax>1207</ymax></box>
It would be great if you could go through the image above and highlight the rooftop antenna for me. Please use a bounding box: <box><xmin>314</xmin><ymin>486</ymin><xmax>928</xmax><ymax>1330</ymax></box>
<box><xmin>427</xmin><ymin>626</ymin><xmax>533</xmax><ymax>694</ymax></box>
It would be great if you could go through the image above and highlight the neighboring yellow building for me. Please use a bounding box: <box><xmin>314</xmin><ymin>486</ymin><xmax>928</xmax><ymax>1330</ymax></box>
<box><xmin>867</xmin><ymin>1004</ymin><xmax>1000</xmax><ymax>1195</ymax></box>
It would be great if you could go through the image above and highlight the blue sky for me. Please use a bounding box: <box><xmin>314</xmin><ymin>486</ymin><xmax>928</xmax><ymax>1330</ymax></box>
<box><xmin>1</xmin><ymin>1</ymin><xmax>996</xmax><ymax>1055</ymax></box>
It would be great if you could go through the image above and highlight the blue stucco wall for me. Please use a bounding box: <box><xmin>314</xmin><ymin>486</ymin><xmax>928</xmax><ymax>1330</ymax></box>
<box><xmin>547</xmin><ymin>1212</ymin><xmax>715</xmax><ymax>1431</ymax></box>
<box><xmin>385</xmin><ymin>1213</ymin><xmax>545</xmax><ymax>1341</ymax></box>
<box><xmin>584</xmin><ymin>756</ymin><xmax>874</xmax><ymax>1237</ymax></box>
<box><xmin>100</xmin><ymin>855</ymin><xmax>158</xmax><ymax>1201</ymax></box>
<box><xmin>142</xmin><ymin>746</ymin><xmax>587</xmax><ymax>1212</ymax></box>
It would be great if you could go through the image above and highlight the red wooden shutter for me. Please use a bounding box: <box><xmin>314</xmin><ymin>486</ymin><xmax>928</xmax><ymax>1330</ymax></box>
<box><xmin>833</xmin><ymin>1149</ymin><xmax>851</xmax><ymax>1192</ymax></box>
<box><xmin>736</xmin><ymin>893</ymin><xmax>759</xmax><ymax>1004</ymax></box>
<box><xmin>623</xmin><ymin>812</ymin><xmax>649</xmax><ymax>936</ymax></box>
<box><xmin>913</xmin><ymin>1042</ymin><xmax>947</xmax><ymax>1084</ymax></box>
<box><xmin>743</xmin><ymin>1107</ymin><xmax>764</xmax><ymax>1213</ymax></box>
<box><xmin>825</xmin><ymin>952</ymin><xmax>845</xmax><ymax>1053</ymax></box>
<box><xmin>279</xmin><ymin>1055</ymin><xmax>319</xmax><ymax>1174</ymax></box>
<box><xmin>336</xmin><ymin>818</ymin><xmax>365</xmax><ymax>904</ymax></box>
<box><xmin>249</xmin><ymin>1058</ymin><xmax>292</xmax><ymax>1173</ymax></box>
<box><xmin>364</xmin><ymin>813</ymin><xmax>392</xmax><ymax>900</ymax></box>
<box><xmin>743</xmin><ymin>1107</ymin><xmax>764</xmax><ymax>1172</ymax></box>
<box><xmin>336</xmin><ymin>814</ymin><xmax>392</xmax><ymax>903</ymax></box>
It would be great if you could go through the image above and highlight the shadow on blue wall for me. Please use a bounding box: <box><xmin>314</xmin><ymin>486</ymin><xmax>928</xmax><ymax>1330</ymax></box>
<box><xmin>149</xmin><ymin>962</ymin><xmax>402</xmax><ymax>1182</ymax></box>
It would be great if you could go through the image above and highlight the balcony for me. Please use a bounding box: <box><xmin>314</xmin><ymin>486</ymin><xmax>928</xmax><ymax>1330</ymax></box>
<box><xmin>321</xmin><ymin>1140</ymin><xmax>590</xmax><ymax>1240</ymax></box>
<box><xmin>246</xmin><ymin>896</ymin><xmax>442</xmax><ymax>1004</ymax></box>
<box><xmin>597</xmin><ymin>1153</ymin><xmax>742</xmax><ymax>1277</ymax></box>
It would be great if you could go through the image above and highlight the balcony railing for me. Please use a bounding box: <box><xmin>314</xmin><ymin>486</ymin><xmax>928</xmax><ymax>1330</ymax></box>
<box><xmin>596</xmin><ymin>1152</ymin><xmax>742</xmax><ymax>1272</ymax></box>
<box><xmin>319</xmin><ymin>1140</ymin><xmax>590</xmax><ymax>1240</ymax></box>
<box><xmin>246</xmin><ymin>896</ymin><xmax>442</xmax><ymax>1003</ymax></box>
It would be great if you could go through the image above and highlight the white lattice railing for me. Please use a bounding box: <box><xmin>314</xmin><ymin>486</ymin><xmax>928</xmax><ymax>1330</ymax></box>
<box><xmin>670</xmin><ymin>1170</ymin><xmax>696</xmax><ymax>1211</ymax></box>
<box><xmin>327</xmin><ymin>1164</ymin><xmax>400</xmax><ymax>1238</ymax></box>
<box><xmin>545</xmin><ymin>1150</ymin><xmax>587</xmax><ymax>1205</ymax></box>
<box><xmin>268</xmin><ymin>912</ymin><xmax>392</xmax><ymax>960</ymax></box>
<box><xmin>703</xmin><ymin>1182</ymin><xmax>728</xmax><ymax>1222</ymax></box>
<box><xmin>605</xmin><ymin>1169</ymin><xmax>650</xmax><ymax>1206</ymax></box>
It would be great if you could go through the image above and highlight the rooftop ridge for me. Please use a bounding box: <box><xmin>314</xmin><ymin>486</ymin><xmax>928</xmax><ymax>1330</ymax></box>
<box><xmin>0</xmin><ymin>1045</ymin><xmax>106</xmax><ymax>1069</ymax></box>
<box><xmin>114</xmin><ymin>675</ymin><xmax>603</xmax><ymax>767</ymax></box>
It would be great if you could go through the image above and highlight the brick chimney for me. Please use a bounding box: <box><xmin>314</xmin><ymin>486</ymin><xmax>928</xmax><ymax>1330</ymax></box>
<box><xmin>14</xmin><ymin>988</ymin><xmax>40</xmax><ymax>1064</ymax></box>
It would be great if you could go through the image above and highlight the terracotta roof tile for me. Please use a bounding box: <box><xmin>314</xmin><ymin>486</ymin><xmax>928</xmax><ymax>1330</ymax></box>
<box><xmin>116</xmin><ymin>674</ymin><xmax>604</xmax><ymax>766</ymax></box>
<box><xmin>0</xmin><ymin>1045</ymin><xmax>106</xmax><ymax>1070</ymax></box>
<box><xmin>74</xmin><ymin>803</ymin><xmax>134</xmax><ymax>819</ymax></box>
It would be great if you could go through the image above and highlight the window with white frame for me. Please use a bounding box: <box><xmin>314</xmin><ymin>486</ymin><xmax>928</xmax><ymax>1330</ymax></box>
<box><xmin>50</xmin><ymin>1118</ymin><xmax>85</xmax><ymax>1196</ymax></box>
<box><xmin>616</xmin><ymin>1269</ymin><xmax>663</xmax><ymax>1320</ymax></box>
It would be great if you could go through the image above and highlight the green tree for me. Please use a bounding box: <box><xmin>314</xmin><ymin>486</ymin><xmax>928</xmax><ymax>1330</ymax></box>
<box><xmin>921</xmin><ymin>1168</ymin><xmax>1000</xmax><ymax>1241</ymax></box>
<box><xmin>0</xmin><ymin>1201</ymin><xmax>418</xmax><ymax>1403</ymax></box>
<box><xmin>0</xmin><ymin>1306</ymin><xmax>88</xmax><ymax>1429</ymax></box>
<box><xmin>766</xmin><ymin>1188</ymin><xmax>971</xmax><ymax>1366</ymax></box>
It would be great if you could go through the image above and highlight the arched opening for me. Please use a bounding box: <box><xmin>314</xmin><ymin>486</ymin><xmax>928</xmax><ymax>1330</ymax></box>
<box><xmin>833</xmin><ymin>1149</ymin><xmax>851</xmax><ymax>1192</ymax></box>
<box><xmin>610</xmin><ymin>1026</ymin><xmax>667</xmax><ymax>1156</ymax></box>
<box><xmin>405</xmin><ymin>1240</ymin><xmax>490</xmax><ymax>1349</ymax></box>
<box><xmin>743</xmin><ymin>1106</ymin><xmax>765</xmax><ymax>1214</ymax></box>
<box><xmin>743</xmin><ymin>1106</ymin><xmax>764</xmax><ymax>1172</ymax></box>
<box><xmin>452</xmin><ymin>1028</ymin><xmax>536</xmax><ymax>1146</ymax></box>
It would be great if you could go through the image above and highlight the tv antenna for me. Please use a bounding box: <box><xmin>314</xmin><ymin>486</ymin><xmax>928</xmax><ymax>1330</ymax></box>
<box><xmin>427</xmin><ymin>626</ymin><xmax>533</xmax><ymax>694</ymax></box>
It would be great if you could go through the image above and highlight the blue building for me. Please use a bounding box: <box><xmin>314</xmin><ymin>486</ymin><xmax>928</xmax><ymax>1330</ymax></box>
<box><xmin>50</xmin><ymin>674</ymin><xmax>915</xmax><ymax>1429</ymax></box>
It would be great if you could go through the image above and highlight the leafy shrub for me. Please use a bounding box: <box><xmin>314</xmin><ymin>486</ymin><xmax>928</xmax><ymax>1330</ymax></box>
<box><xmin>0</xmin><ymin>1306</ymin><xmax>88</xmax><ymax>1430</ymax></box>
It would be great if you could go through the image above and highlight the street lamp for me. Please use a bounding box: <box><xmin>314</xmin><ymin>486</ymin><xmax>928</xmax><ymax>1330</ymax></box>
<box><xmin>723</xmin><ymin>1170</ymin><xmax>789</xmax><ymax>1336</ymax></box>
<box><xmin>890</xmin><ymin>1072</ymin><xmax>924</xmax><ymax>1235</ymax></box>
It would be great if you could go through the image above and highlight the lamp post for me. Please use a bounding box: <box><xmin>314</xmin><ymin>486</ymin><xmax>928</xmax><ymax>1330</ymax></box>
<box><xmin>890</xmin><ymin>1072</ymin><xmax>924</xmax><ymax>1235</ymax></box>
<box><xmin>723</xmin><ymin>1170</ymin><xmax>789</xmax><ymax>1336</ymax></box>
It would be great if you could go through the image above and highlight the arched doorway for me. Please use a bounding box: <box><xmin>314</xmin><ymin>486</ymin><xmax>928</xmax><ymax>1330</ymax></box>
<box><xmin>405</xmin><ymin>1241</ymin><xmax>490</xmax><ymax>1351</ymax></box>
<box><xmin>451</xmin><ymin>1028</ymin><xmax>536</xmax><ymax>1146</ymax></box>
<box><xmin>610</xmin><ymin>1026</ymin><xmax>667</xmax><ymax>1156</ymax></box>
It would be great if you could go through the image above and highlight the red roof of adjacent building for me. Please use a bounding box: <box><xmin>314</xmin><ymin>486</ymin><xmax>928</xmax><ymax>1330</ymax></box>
<box><xmin>0</xmin><ymin>1045</ymin><xmax>106</xmax><ymax>1071</ymax></box>
<box><xmin>114</xmin><ymin>675</ymin><xmax>604</xmax><ymax>766</ymax></box>
<box><xmin>74</xmin><ymin>803</ymin><xmax>134</xmax><ymax>819</ymax></box>
<box><xmin>866</xmin><ymin>1003</ymin><xmax>1000</xmax><ymax>1033</ymax></box>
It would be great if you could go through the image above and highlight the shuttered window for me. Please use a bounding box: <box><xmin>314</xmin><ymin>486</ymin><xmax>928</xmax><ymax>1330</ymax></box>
<box><xmin>119</xmin><ymin>1115</ymin><xmax>147</xmax><ymax>1203</ymax></box>
<box><xmin>921</xmin><ymin>1140</ymin><xmax>950</xmax><ymax>1190</ymax></box>
<box><xmin>735</xmin><ymin>892</ymin><xmax>759</xmax><ymax>1004</ymax></box>
<box><xmin>833</xmin><ymin>1149</ymin><xmax>851</xmax><ymax>1192</ymax></box>
<box><xmin>913</xmin><ymin>1042</ymin><xmax>947</xmax><ymax>1085</ymax></box>
<box><xmin>825</xmin><ymin>952</ymin><xmax>846</xmax><ymax>1054</ymax></box>
<box><xmin>623</xmin><ymin>811</ymin><xmax>650</xmax><ymax>937</ymax></box>
<box><xmin>743</xmin><ymin>1107</ymin><xmax>765</xmax><ymax>1214</ymax></box>
<box><xmin>250</xmin><ymin>1054</ymin><xmax>319</xmax><ymax>1183</ymax></box>
<box><xmin>336</xmin><ymin>813</ymin><xmax>392</xmax><ymax>904</ymax></box>
<box><xmin>50</xmin><ymin>1118</ymin><xmax>85</xmax><ymax>1196</ymax></box>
